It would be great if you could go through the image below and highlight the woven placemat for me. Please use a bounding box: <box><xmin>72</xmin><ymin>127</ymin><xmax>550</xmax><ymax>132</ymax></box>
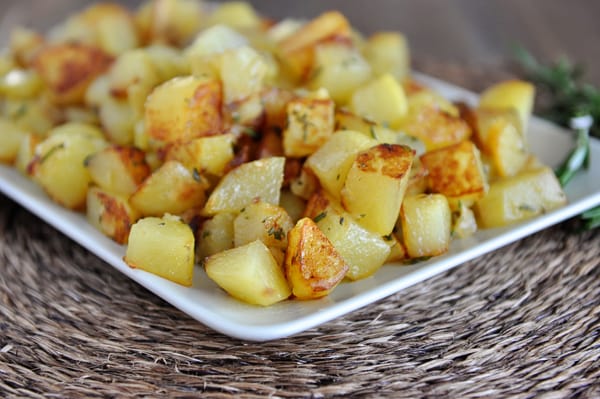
<box><xmin>1</xmin><ymin>62</ymin><xmax>599</xmax><ymax>398</ymax></box>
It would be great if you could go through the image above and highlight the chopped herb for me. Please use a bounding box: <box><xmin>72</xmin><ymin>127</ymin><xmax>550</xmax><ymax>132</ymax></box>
<box><xmin>243</xmin><ymin>127</ymin><xmax>260</xmax><ymax>140</ymax></box>
<box><xmin>336</xmin><ymin>173</ymin><xmax>340</xmax><ymax>181</ymax></box>
<box><xmin>13</xmin><ymin>103</ymin><xmax>27</xmax><ymax>119</ymax></box>
<box><xmin>404</xmin><ymin>256</ymin><xmax>432</xmax><ymax>265</ymax></box>
<box><xmin>40</xmin><ymin>143</ymin><xmax>65</xmax><ymax>164</ymax></box>
<box><xmin>267</xmin><ymin>226</ymin><xmax>285</xmax><ymax>241</ymax></box>
<box><xmin>369</xmin><ymin>125</ymin><xmax>377</xmax><ymax>139</ymax></box>
<box><xmin>192</xmin><ymin>168</ymin><xmax>202</xmax><ymax>183</ymax></box>
<box><xmin>202</xmin><ymin>230</ymin><xmax>211</xmax><ymax>238</ymax></box>
<box><xmin>339</xmin><ymin>217</ymin><xmax>345</xmax><ymax>225</ymax></box>
<box><xmin>309</xmin><ymin>66</ymin><xmax>322</xmax><ymax>81</ymax></box>
<box><xmin>313</xmin><ymin>211</ymin><xmax>327</xmax><ymax>223</ymax></box>
<box><xmin>518</xmin><ymin>204</ymin><xmax>537</xmax><ymax>213</ymax></box>
<box><xmin>158</xmin><ymin>222</ymin><xmax>166</xmax><ymax>226</ymax></box>
<box><xmin>83</xmin><ymin>154</ymin><xmax>93</xmax><ymax>167</ymax></box>
<box><xmin>383</xmin><ymin>234</ymin><xmax>393</xmax><ymax>241</ymax></box>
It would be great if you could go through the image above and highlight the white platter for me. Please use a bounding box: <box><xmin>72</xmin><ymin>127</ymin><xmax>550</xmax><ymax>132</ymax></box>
<box><xmin>1</xmin><ymin>74</ymin><xmax>599</xmax><ymax>341</ymax></box>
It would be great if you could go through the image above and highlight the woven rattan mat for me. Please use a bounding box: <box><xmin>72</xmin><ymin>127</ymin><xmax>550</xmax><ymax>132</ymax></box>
<box><xmin>1</xmin><ymin>62</ymin><xmax>599</xmax><ymax>398</ymax></box>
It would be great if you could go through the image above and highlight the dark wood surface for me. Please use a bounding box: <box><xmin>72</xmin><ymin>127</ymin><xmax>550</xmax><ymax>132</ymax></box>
<box><xmin>2</xmin><ymin>0</ymin><xmax>600</xmax><ymax>85</ymax></box>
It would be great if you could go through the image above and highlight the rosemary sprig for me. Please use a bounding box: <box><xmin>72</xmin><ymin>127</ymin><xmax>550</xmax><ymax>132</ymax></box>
<box><xmin>514</xmin><ymin>47</ymin><xmax>600</xmax><ymax>229</ymax></box>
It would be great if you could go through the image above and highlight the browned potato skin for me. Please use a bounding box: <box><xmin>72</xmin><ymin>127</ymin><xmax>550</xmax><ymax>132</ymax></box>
<box><xmin>86</xmin><ymin>145</ymin><xmax>151</xmax><ymax>195</ymax></box>
<box><xmin>399</xmin><ymin>106</ymin><xmax>472</xmax><ymax>151</ymax></box>
<box><xmin>420</xmin><ymin>140</ymin><xmax>487</xmax><ymax>202</ymax></box>
<box><xmin>33</xmin><ymin>43</ymin><xmax>113</xmax><ymax>105</ymax></box>
<box><xmin>285</xmin><ymin>217</ymin><xmax>348</xmax><ymax>300</ymax></box>
<box><xmin>145</xmin><ymin>78</ymin><xmax>223</xmax><ymax>146</ymax></box>
<box><xmin>87</xmin><ymin>187</ymin><xmax>138</xmax><ymax>244</ymax></box>
<box><xmin>278</xmin><ymin>11</ymin><xmax>352</xmax><ymax>81</ymax></box>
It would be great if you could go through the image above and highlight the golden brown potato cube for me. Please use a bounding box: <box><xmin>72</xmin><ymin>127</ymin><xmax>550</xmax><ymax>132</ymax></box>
<box><xmin>86</xmin><ymin>145</ymin><xmax>151</xmax><ymax>196</ymax></box>
<box><xmin>350</xmin><ymin>74</ymin><xmax>408</xmax><ymax>128</ymax></box>
<box><xmin>107</xmin><ymin>49</ymin><xmax>159</xmax><ymax>106</ymax></box>
<box><xmin>407</xmin><ymin>89</ymin><xmax>459</xmax><ymax>117</ymax></box>
<box><xmin>398</xmin><ymin>106</ymin><xmax>472</xmax><ymax>151</ymax></box>
<box><xmin>451</xmin><ymin>200</ymin><xmax>478</xmax><ymax>239</ymax></box>
<box><xmin>278</xmin><ymin>11</ymin><xmax>351</xmax><ymax>80</ymax></box>
<box><xmin>216</xmin><ymin>46</ymin><xmax>268</xmax><ymax>104</ymax></box>
<box><xmin>334</xmin><ymin>108</ymin><xmax>403</xmax><ymax>144</ymax></box>
<box><xmin>144</xmin><ymin>76</ymin><xmax>222</xmax><ymax>148</ymax></box>
<box><xmin>9</xmin><ymin>27</ymin><xmax>44</xmax><ymax>68</ymax></box>
<box><xmin>205</xmin><ymin>240</ymin><xmax>291</xmax><ymax>306</ymax></box>
<box><xmin>15</xmin><ymin>133</ymin><xmax>42</xmax><ymax>174</ymax></box>
<box><xmin>289</xmin><ymin>167</ymin><xmax>320</xmax><ymax>200</ymax></box>
<box><xmin>98</xmin><ymin>97</ymin><xmax>136</xmax><ymax>145</ymax></box>
<box><xmin>203</xmin><ymin>157</ymin><xmax>285</xmax><ymax>215</ymax></box>
<box><xmin>400</xmin><ymin>194</ymin><xmax>452</xmax><ymax>259</ymax></box>
<box><xmin>362</xmin><ymin>32</ymin><xmax>410</xmax><ymax>82</ymax></box>
<box><xmin>124</xmin><ymin>215</ymin><xmax>195</xmax><ymax>286</ymax></box>
<box><xmin>33</xmin><ymin>43</ymin><xmax>113</xmax><ymax>105</ymax></box>
<box><xmin>341</xmin><ymin>144</ymin><xmax>414</xmax><ymax>235</ymax></box>
<box><xmin>307</xmin><ymin>42</ymin><xmax>372</xmax><ymax>104</ymax></box>
<box><xmin>207</xmin><ymin>1</ymin><xmax>262</xmax><ymax>29</ymax></box>
<box><xmin>145</xmin><ymin>0</ymin><xmax>205</xmax><ymax>46</ymax></box>
<box><xmin>0</xmin><ymin>118</ymin><xmax>28</xmax><ymax>164</ymax></box>
<box><xmin>77</xmin><ymin>2</ymin><xmax>139</xmax><ymax>55</ymax></box>
<box><xmin>305</xmin><ymin>130</ymin><xmax>376</xmax><ymax>200</ymax></box>
<box><xmin>86</xmin><ymin>186</ymin><xmax>139</xmax><ymax>244</ymax></box>
<box><xmin>283</xmin><ymin>97</ymin><xmax>335</xmax><ymax>157</ymax></box>
<box><xmin>28</xmin><ymin>125</ymin><xmax>107</xmax><ymax>209</ymax></box>
<box><xmin>306</xmin><ymin>192</ymin><xmax>391</xmax><ymax>280</ymax></box>
<box><xmin>474</xmin><ymin>167</ymin><xmax>567</xmax><ymax>228</ymax></box>
<box><xmin>475</xmin><ymin>108</ymin><xmax>528</xmax><ymax>178</ymax></box>
<box><xmin>383</xmin><ymin>233</ymin><xmax>407</xmax><ymax>263</ymax></box>
<box><xmin>234</xmin><ymin>202</ymin><xmax>294</xmax><ymax>249</ymax></box>
<box><xmin>285</xmin><ymin>217</ymin><xmax>348</xmax><ymax>300</ymax></box>
<box><xmin>165</xmin><ymin>133</ymin><xmax>235</xmax><ymax>177</ymax></box>
<box><xmin>197</xmin><ymin>212</ymin><xmax>235</xmax><ymax>259</ymax></box>
<box><xmin>420</xmin><ymin>140</ymin><xmax>488</xmax><ymax>203</ymax></box>
<box><xmin>479</xmin><ymin>79</ymin><xmax>535</xmax><ymax>135</ymax></box>
<box><xmin>0</xmin><ymin>69</ymin><xmax>43</xmax><ymax>99</ymax></box>
<box><xmin>130</xmin><ymin>160</ymin><xmax>208</xmax><ymax>217</ymax></box>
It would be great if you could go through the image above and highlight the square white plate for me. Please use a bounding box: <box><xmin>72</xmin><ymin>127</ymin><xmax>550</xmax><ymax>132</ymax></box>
<box><xmin>1</xmin><ymin>73</ymin><xmax>599</xmax><ymax>341</ymax></box>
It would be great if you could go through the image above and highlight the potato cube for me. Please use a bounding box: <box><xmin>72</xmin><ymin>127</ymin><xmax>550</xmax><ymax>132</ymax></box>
<box><xmin>285</xmin><ymin>217</ymin><xmax>348</xmax><ymax>299</ymax></box>
<box><xmin>475</xmin><ymin>108</ymin><xmax>528</xmax><ymax>178</ymax></box>
<box><xmin>278</xmin><ymin>11</ymin><xmax>351</xmax><ymax>80</ymax></box>
<box><xmin>205</xmin><ymin>240</ymin><xmax>291</xmax><ymax>306</ymax></box>
<box><xmin>207</xmin><ymin>1</ymin><xmax>262</xmax><ymax>29</ymax></box>
<box><xmin>307</xmin><ymin>43</ymin><xmax>372</xmax><ymax>104</ymax></box>
<box><xmin>144</xmin><ymin>76</ymin><xmax>223</xmax><ymax>148</ymax></box>
<box><xmin>400</xmin><ymin>194</ymin><xmax>452</xmax><ymax>258</ymax></box>
<box><xmin>233</xmin><ymin>202</ymin><xmax>294</xmax><ymax>249</ymax></box>
<box><xmin>139</xmin><ymin>0</ymin><xmax>205</xmax><ymax>46</ymax></box>
<box><xmin>341</xmin><ymin>144</ymin><xmax>414</xmax><ymax>235</ymax></box>
<box><xmin>185</xmin><ymin>24</ymin><xmax>248</xmax><ymax>61</ymax></box>
<box><xmin>86</xmin><ymin>145</ymin><xmax>151</xmax><ymax>196</ymax></box>
<box><xmin>98</xmin><ymin>97</ymin><xmax>136</xmax><ymax>145</ymax></box>
<box><xmin>350</xmin><ymin>73</ymin><xmax>408</xmax><ymax>128</ymax></box>
<box><xmin>308</xmin><ymin>192</ymin><xmax>391</xmax><ymax>280</ymax></box>
<box><xmin>305</xmin><ymin>130</ymin><xmax>376</xmax><ymax>199</ymax></box>
<box><xmin>420</xmin><ymin>140</ymin><xmax>488</xmax><ymax>203</ymax></box>
<box><xmin>283</xmin><ymin>96</ymin><xmax>335</xmax><ymax>157</ymax></box>
<box><xmin>197</xmin><ymin>212</ymin><xmax>235</xmax><ymax>259</ymax></box>
<box><xmin>216</xmin><ymin>46</ymin><xmax>268</xmax><ymax>104</ymax></box>
<box><xmin>362</xmin><ymin>32</ymin><xmax>410</xmax><ymax>81</ymax></box>
<box><xmin>0</xmin><ymin>118</ymin><xmax>28</xmax><ymax>164</ymax></box>
<box><xmin>28</xmin><ymin>125</ymin><xmax>107</xmax><ymax>209</ymax></box>
<box><xmin>398</xmin><ymin>105</ymin><xmax>472</xmax><ymax>151</ymax></box>
<box><xmin>479</xmin><ymin>79</ymin><xmax>535</xmax><ymax>134</ymax></box>
<box><xmin>86</xmin><ymin>186</ymin><xmax>139</xmax><ymax>244</ymax></box>
<box><xmin>204</xmin><ymin>157</ymin><xmax>285</xmax><ymax>215</ymax></box>
<box><xmin>33</xmin><ymin>43</ymin><xmax>113</xmax><ymax>105</ymax></box>
<box><xmin>130</xmin><ymin>160</ymin><xmax>208</xmax><ymax>216</ymax></box>
<box><xmin>165</xmin><ymin>133</ymin><xmax>235</xmax><ymax>177</ymax></box>
<box><xmin>474</xmin><ymin>167</ymin><xmax>567</xmax><ymax>228</ymax></box>
<box><xmin>124</xmin><ymin>215</ymin><xmax>195</xmax><ymax>286</ymax></box>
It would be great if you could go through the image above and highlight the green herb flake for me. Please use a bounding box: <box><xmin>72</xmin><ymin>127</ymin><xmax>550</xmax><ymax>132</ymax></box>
<box><xmin>313</xmin><ymin>211</ymin><xmax>327</xmax><ymax>223</ymax></box>
<box><xmin>267</xmin><ymin>226</ymin><xmax>285</xmax><ymax>241</ymax></box>
<box><xmin>192</xmin><ymin>168</ymin><xmax>202</xmax><ymax>183</ymax></box>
